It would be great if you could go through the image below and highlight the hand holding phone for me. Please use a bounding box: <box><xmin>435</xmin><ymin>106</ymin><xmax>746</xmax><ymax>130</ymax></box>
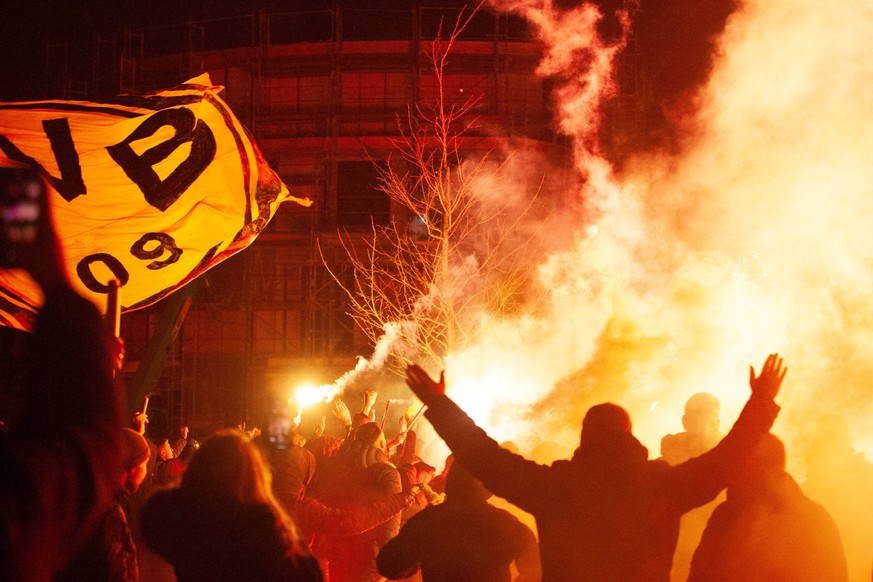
<box><xmin>0</xmin><ymin>167</ymin><xmax>46</xmax><ymax>268</ymax></box>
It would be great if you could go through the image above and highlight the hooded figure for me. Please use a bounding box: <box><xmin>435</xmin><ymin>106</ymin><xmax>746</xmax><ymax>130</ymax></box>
<box><xmin>377</xmin><ymin>461</ymin><xmax>541</xmax><ymax>581</ymax></box>
<box><xmin>688</xmin><ymin>433</ymin><xmax>847</xmax><ymax>582</ymax></box>
<box><xmin>404</xmin><ymin>355</ymin><xmax>786</xmax><ymax>582</ymax></box>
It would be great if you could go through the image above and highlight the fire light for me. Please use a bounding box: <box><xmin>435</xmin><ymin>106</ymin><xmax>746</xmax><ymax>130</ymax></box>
<box><xmin>294</xmin><ymin>383</ymin><xmax>327</xmax><ymax>409</ymax></box>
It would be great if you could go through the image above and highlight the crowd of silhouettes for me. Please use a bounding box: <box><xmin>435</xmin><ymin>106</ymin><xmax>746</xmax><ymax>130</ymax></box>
<box><xmin>2</xmin><ymin>169</ymin><xmax>873</xmax><ymax>582</ymax></box>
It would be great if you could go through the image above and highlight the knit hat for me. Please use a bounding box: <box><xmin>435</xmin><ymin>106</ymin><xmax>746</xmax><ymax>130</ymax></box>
<box><xmin>582</xmin><ymin>402</ymin><xmax>632</xmax><ymax>435</ymax></box>
<box><xmin>445</xmin><ymin>461</ymin><xmax>491</xmax><ymax>504</ymax></box>
<box><xmin>579</xmin><ymin>403</ymin><xmax>633</xmax><ymax>451</ymax></box>
<box><xmin>121</xmin><ymin>428</ymin><xmax>150</xmax><ymax>470</ymax></box>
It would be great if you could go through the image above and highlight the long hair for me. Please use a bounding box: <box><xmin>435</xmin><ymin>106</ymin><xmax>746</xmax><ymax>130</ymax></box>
<box><xmin>180</xmin><ymin>429</ymin><xmax>307</xmax><ymax>557</ymax></box>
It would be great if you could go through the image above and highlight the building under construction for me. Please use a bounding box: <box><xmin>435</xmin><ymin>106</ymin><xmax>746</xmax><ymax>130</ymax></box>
<box><xmin>39</xmin><ymin>1</ymin><xmax>648</xmax><ymax>436</ymax></box>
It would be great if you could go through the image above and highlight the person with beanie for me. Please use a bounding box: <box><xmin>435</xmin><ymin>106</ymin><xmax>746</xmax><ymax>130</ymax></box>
<box><xmin>688</xmin><ymin>433</ymin><xmax>847</xmax><ymax>582</ymax></box>
<box><xmin>377</xmin><ymin>461</ymin><xmax>541</xmax><ymax>581</ymax></box>
<box><xmin>404</xmin><ymin>354</ymin><xmax>787</xmax><ymax>582</ymax></box>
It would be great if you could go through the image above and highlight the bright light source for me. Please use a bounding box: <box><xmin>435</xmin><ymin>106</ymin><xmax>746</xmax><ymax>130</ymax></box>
<box><xmin>294</xmin><ymin>383</ymin><xmax>325</xmax><ymax>408</ymax></box>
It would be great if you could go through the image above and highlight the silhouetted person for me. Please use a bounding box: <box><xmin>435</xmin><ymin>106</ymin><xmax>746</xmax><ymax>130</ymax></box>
<box><xmin>140</xmin><ymin>430</ymin><xmax>323</xmax><ymax>581</ymax></box>
<box><xmin>689</xmin><ymin>433</ymin><xmax>847</xmax><ymax>582</ymax></box>
<box><xmin>0</xmin><ymin>168</ymin><xmax>126</xmax><ymax>581</ymax></box>
<box><xmin>405</xmin><ymin>354</ymin><xmax>787</xmax><ymax>582</ymax></box>
<box><xmin>57</xmin><ymin>428</ymin><xmax>151</xmax><ymax>581</ymax></box>
<box><xmin>803</xmin><ymin>414</ymin><xmax>873</xmax><ymax>582</ymax></box>
<box><xmin>660</xmin><ymin>392</ymin><xmax>724</xmax><ymax>582</ymax></box>
<box><xmin>377</xmin><ymin>461</ymin><xmax>541</xmax><ymax>582</ymax></box>
<box><xmin>661</xmin><ymin>392</ymin><xmax>723</xmax><ymax>465</ymax></box>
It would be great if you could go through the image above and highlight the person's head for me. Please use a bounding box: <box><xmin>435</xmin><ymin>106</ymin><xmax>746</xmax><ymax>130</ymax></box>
<box><xmin>119</xmin><ymin>428</ymin><xmax>150</xmax><ymax>494</ymax></box>
<box><xmin>579</xmin><ymin>403</ymin><xmax>632</xmax><ymax>449</ymax></box>
<box><xmin>157</xmin><ymin>438</ymin><xmax>174</xmax><ymax>461</ymax></box>
<box><xmin>681</xmin><ymin>392</ymin><xmax>720</xmax><ymax>436</ymax></box>
<box><xmin>181</xmin><ymin>430</ymin><xmax>275</xmax><ymax>503</ymax></box>
<box><xmin>181</xmin><ymin>430</ymin><xmax>306</xmax><ymax>552</ymax></box>
<box><xmin>354</xmin><ymin>422</ymin><xmax>387</xmax><ymax>452</ymax></box>
<box><xmin>731</xmin><ymin>433</ymin><xmax>786</xmax><ymax>488</ymax></box>
<box><xmin>445</xmin><ymin>461</ymin><xmax>491</xmax><ymax>504</ymax></box>
<box><xmin>306</xmin><ymin>435</ymin><xmax>343</xmax><ymax>459</ymax></box>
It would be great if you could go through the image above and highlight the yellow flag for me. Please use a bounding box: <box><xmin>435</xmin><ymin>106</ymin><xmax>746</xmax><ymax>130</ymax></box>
<box><xmin>0</xmin><ymin>74</ymin><xmax>310</xmax><ymax>330</ymax></box>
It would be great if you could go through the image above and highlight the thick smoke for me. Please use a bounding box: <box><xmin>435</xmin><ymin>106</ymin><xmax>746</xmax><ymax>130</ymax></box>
<box><xmin>331</xmin><ymin>1</ymin><xmax>873</xmax><ymax>576</ymax></box>
<box><xmin>357</xmin><ymin>0</ymin><xmax>873</xmax><ymax>467</ymax></box>
<box><xmin>431</xmin><ymin>0</ymin><xmax>873</xmax><ymax>462</ymax></box>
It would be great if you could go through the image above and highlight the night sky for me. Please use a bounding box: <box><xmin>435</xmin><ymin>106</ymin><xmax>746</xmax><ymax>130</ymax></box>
<box><xmin>0</xmin><ymin>0</ymin><xmax>739</xmax><ymax>112</ymax></box>
<box><xmin>0</xmin><ymin>0</ymin><xmax>255</xmax><ymax>100</ymax></box>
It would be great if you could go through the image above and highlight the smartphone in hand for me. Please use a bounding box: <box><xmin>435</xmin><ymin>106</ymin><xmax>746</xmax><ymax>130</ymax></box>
<box><xmin>0</xmin><ymin>167</ymin><xmax>46</xmax><ymax>268</ymax></box>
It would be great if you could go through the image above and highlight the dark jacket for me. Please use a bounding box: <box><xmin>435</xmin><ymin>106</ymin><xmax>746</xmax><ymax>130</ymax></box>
<box><xmin>270</xmin><ymin>444</ymin><xmax>318</xmax><ymax>514</ymax></box>
<box><xmin>0</xmin><ymin>287</ymin><xmax>124</xmax><ymax>582</ymax></box>
<box><xmin>423</xmin><ymin>394</ymin><xmax>779</xmax><ymax>582</ymax></box>
<box><xmin>376</xmin><ymin>478</ymin><xmax>540</xmax><ymax>582</ymax></box>
<box><xmin>55</xmin><ymin>497</ymin><xmax>139</xmax><ymax>582</ymax></box>
<box><xmin>140</xmin><ymin>488</ymin><xmax>323</xmax><ymax>582</ymax></box>
<box><xmin>689</xmin><ymin>471</ymin><xmax>848</xmax><ymax>582</ymax></box>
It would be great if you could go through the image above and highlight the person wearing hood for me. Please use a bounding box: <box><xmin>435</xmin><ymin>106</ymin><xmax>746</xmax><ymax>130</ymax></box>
<box><xmin>376</xmin><ymin>461</ymin><xmax>540</xmax><ymax>582</ymax></box>
<box><xmin>404</xmin><ymin>354</ymin><xmax>787</xmax><ymax>582</ymax></box>
<box><xmin>688</xmin><ymin>433</ymin><xmax>847</xmax><ymax>582</ymax></box>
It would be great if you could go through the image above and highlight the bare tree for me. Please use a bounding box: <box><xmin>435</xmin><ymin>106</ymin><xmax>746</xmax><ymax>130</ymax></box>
<box><xmin>324</xmin><ymin>4</ymin><xmax>542</xmax><ymax>371</ymax></box>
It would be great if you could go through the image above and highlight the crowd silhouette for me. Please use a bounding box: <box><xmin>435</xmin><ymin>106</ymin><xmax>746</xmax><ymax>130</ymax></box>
<box><xmin>2</xmin><ymin>169</ymin><xmax>872</xmax><ymax>582</ymax></box>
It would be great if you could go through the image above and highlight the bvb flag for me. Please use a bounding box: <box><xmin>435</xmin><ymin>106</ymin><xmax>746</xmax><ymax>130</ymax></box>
<box><xmin>0</xmin><ymin>74</ymin><xmax>311</xmax><ymax>331</ymax></box>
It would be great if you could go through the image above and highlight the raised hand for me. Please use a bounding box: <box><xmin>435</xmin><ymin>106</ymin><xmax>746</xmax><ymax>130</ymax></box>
<box><xmin>749</xmin><ymin>353</ymin><xmax>787</xmax><ymax>400</ymax></box>
<box><xmin>362</xmin><ymin>389</ymin><xmax>378</xmax><ymax>417</ymax></box>
<box><xmin>331</xmin><ymin>398</ymin><xmax>352</xmax><ymax>429</ymax></box>
<box><xmin>405</xmin><ymin>365</ymin><xmax>445</xmax><ymax>406</ymax></box>
<box><xmin>132</xmin><ymin>411</ymin><xmax>149</xmax><ymax>435</ymax></box>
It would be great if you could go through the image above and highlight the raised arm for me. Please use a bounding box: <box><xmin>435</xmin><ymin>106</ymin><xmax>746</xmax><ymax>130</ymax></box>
<box><xmin>362</xmin><ymin>389</ymin><xmax>378</xmax><ymax>421</ymax></box>
<box><xmin>665</xmin><ymin>353</ymin><xmax>786</xmax><ymax>511</ymax></box>
<box><xmin>405</xmin><ymin>365</ymin><xmax>551</xmax><ymax>512</ymax></box>
<box><xmin>1</xmin><ymin>169</ymin><xmax>124</xmax><ymax>579</ymax></box>
<box><xmin>295</xmin><ymin>490</ymin><xmax>416</xmax><ymax>537</ymax></box>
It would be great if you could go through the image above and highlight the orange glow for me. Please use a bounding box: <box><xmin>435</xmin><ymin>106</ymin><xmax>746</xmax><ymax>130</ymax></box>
<box><xmin>414</xmin><ymin>0</ymin><xmax>873</xmax><ymax>465</ymax></box>
<box><xmin>294</xmin><ymin>384</ymin><xmax>327</xmax><ymax>409</ymax></box>
<box><xmin>351</xmin><ymin>1</ymin><xmax>873</xmax><ymax>577</ymax></box>
<box><xmin>330</xmin><ymin>10</ymin><xmax>873</xmax><ymax>574</ymax></box>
